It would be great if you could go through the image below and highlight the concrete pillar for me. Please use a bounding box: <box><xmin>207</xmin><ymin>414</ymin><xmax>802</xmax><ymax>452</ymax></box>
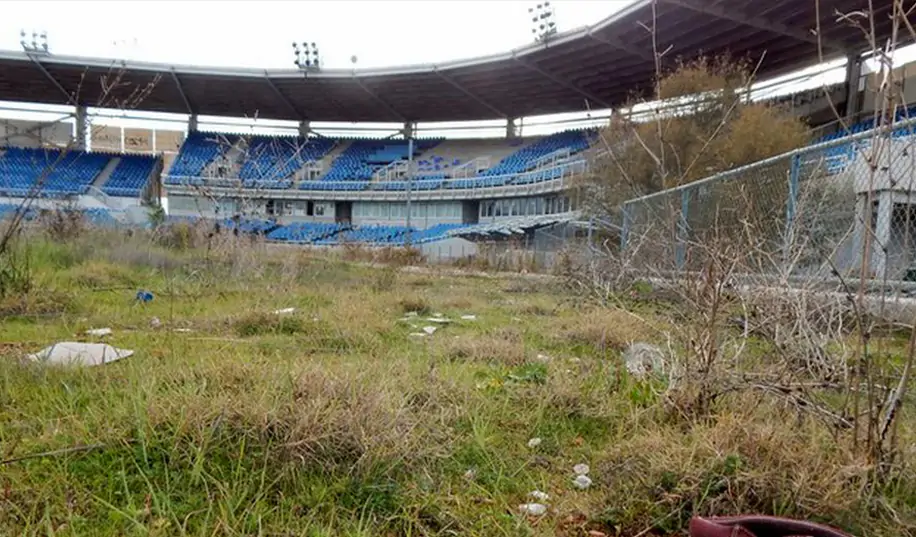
<box><xmin>844</xmin><ymin>55</ymin><xmax>862</xmax><ymax>123</ymax></box>
<box><xmin>74</xmin><ymin>105</ymin><xmax>87</xmax><ymax>150</ymax></box>
<box><xmin>506</xmin><ymin>117</ymin><xmax>518</xmax><ymax>139</ymax></box>
<box><xmin>188</xmin><ymin>114</ymin><xmax>199</xmax><ymax>133</ymax></box>
<box><xmin>873</xmin><ymin>190</ymin><xmax>893</xmax><ymax>277</ymax></box>
<box><xmin>298</xmin><ymin>120</ymin><xmax>311</xmax><ymax>138</ymax></box>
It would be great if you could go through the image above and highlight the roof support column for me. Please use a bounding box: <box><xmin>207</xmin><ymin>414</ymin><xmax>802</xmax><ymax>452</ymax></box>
<box><xmin>298</xmin><ymin>120</ymin><xmax>312</xmax><ymax>138</ymax></box>
<box><xmin>402</xmin><ymin>122</ymin><xmax>415</xmax><ymax>139</ymax></box>
<box><xmin>74</xmin><ymin>105</ymin><xmax>87</xmax><ymax>150</ymax></box>
<box><xmin>188</xmin><ymin>114</ymin><xmax>199</xmax><ymax>133</ymax></box>
<box><xmin>506</xmin><ymin>117</ymin><xmax>519</xmax><ymax>139</ymax></box>
<box><xmin>844</xmin><ymin>55</ymin><xmax>862</xmax><ymax>122</ymax></box>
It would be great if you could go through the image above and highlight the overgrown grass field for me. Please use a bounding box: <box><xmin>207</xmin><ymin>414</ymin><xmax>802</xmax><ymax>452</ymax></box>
<box><xmin>1</xmin><ymin>230</ymin><xmax>914</xmax><ymax>536</ymax></box>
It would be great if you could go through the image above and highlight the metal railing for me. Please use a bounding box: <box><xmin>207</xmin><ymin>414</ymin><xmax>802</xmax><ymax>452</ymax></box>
<box><xmin>163</xmin><ymin>158</ymin><xmax>588</xmax><ymax>201</ymax></box>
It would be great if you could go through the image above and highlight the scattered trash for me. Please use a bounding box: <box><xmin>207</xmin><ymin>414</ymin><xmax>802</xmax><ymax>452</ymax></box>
<box><xmin>172</xmin><ymin>328</ymin><xmax>193</xmax><ymax>333</ymax></box>
<box><xmin>573</xmin><ymin>463</ymin><xmax>590</xmax><ymax>476</ymax></box>
<box><xmin>527</xmin><ymin>437</ymin><xmax>543</xmax><ymax>448</ymax></box>
<box><xmin>405</xmin><ymin>311</ymin><xmax>419</xmax><ymax>318</ymax></box>
<box><xmin>518</xmin><ymin>503</ymin><xmax>548</xmax><ymax>516</ymax></box>
<box><xmin>528</xmin><ymin>490</ymin><xmax>549</xmax><ymax>502</ymax></box>
<box><xmin>408</xmin><ymin>332</ymin><xmax>427</xmax><ymax>338</ymax></box>
<box><xmin>273</xmin><ymin>307</ymin><xmax>296</xmax><ymax>315</ymax></box>
<box><xmin>27</xmin><ymin>342</ymin><xmax>134</xmax><ymax>367</ymax></box>
<box><xmin>569</xmin><ymin>357</ymin><xmax>582</xmax><ymax>364</ymax></box>
<box><xmin>422</xmin><ymin>326</ymin><xmax>438</xmax><ymax>335</ymax></box>
<box><xmin>534</xmin><ymin>353</ymin><xmax>552</xmax><ymax>363</ymax></box>
<box><xmin>426</xmin><ymin>317</ymin><xmax>452</xmax><ymax>324</ymax></box>
<box><xmin>463</xmin><ymin>468</ymin><xmax>477</xmax><ymax>480</ymax></box>
<box><xmin>135</xmin><ymin>290</ymin><xmax>154</xmax><ymax>303</ymax></box>
<box><xmin>85</xmin><ymin>328</ymin><xmax>112</xmax><ymax>337</ymax></box>
<box><xmin>623</xmin><ymin>342</ymin><xmax>667</xmax><ymax>379</ymax></box>
<box><xmin>460</xmin><ymin>314</ymin><xmax>477</xmax><ymax>321</ymax></box>
<box><xmin>149</xmin><ymin>317</ymin><xmax>162</xmax><ymax>329</ymax></box>
<box><xmin>572</xmin><ymin>475</ymin><xmax>593</xmax><ymax>490</ymax></box>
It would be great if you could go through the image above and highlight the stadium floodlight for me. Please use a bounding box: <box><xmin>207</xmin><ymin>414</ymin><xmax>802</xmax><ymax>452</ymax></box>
<box><xmin>293</xmin><ymin>40</ymin><xmax>321</xmax><ymax>71</ymax></box>
<box><xmin>529</xmin><ymin>2</ymin><xmax>557</xmax><ymax>43</ymax></box>
<box><xmin>20</xmin><ymin>28</ymin><xmax>49</xmax><ymax>54</ymax></box>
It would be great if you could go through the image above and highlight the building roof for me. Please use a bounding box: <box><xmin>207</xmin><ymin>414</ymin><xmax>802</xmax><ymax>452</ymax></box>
<box><xmin>0</xmin><ymin>0</ymin><xmax>900</xmax><ymax>123</ymax></box>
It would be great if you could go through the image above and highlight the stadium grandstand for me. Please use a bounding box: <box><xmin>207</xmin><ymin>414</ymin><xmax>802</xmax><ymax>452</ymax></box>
<box><xmin>0</xmin><ymin>0</ymin><xmax>909</xmax><ymax>254</ymax></box>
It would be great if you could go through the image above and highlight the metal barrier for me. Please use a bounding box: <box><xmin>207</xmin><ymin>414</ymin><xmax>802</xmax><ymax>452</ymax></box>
<box><xmin>163</xmin><ymin>159</ymin><xmax>588</xmax><ymax>201</ymax></box>
<box><xmin>619</xmin><ymin>116</ymin><xmax>916</xmax><ymax>282</ymax></box>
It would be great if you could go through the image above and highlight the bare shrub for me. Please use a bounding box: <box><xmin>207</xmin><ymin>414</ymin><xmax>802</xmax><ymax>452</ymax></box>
<box><xmin>581</xmin><ymin>55</ymin><xmax>810</xmax><ymax>215</ymax></box>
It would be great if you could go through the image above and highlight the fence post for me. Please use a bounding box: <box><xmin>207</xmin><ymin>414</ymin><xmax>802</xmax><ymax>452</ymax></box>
<box><xmin>620</xmin><ymin>203</ymin><xmax>631</xmax><ymax>251</ymax></box>
<box><xmin>783</xmin><ymin>153</ymin><xmax>801</xmax><ymax>272</ymax></box>
<box><xmin>676</xmin><ymin>189</ymin><xmax>689</xmax><ymax>270</ymax></box>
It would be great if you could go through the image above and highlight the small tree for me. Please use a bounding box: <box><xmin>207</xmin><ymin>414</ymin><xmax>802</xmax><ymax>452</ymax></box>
<box><xmin>582</xmin><ymin>56</ymin><xmax>810</xmax><ymax>215</ymax></box>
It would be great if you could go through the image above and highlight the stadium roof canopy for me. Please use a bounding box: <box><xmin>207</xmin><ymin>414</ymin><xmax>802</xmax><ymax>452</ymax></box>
<box><xmin>0</xmin><ymin>0</ymin><xmax>900</xmax><ymax>123</ymax></box>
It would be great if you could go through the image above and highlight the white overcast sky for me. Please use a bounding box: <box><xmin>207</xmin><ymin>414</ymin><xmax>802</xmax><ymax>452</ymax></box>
<box><xmin>0</xmin><ymin>0</ymin><xmax>624</xmax><ymax>69</ymax></box>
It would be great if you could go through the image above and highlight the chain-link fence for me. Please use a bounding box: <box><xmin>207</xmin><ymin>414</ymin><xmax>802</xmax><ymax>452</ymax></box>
<box><xmin>619</xmin><ymin>118</ymin><xmax>916</xmax><ymax>284</ymax></box>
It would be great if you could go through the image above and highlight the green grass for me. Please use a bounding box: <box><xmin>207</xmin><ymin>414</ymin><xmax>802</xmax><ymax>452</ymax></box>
<box><xmin>0</xmin><ymin>233</ymin><xmax>914</xmax><ymax>536</ymax></box>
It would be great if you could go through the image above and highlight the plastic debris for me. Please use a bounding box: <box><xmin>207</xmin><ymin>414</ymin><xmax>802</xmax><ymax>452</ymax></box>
<box><xmin>573</xmin><ymin>463</ymin><xmax>590</xmax><ymax>476</ymax></box>
<box><xmin>409</xmin><ymin>332</ymin><xmax>427</xmax><ymax>338</ymax></box>
<box><xmin>518</xmin><ymin>503</ymin><xmax>548</xmax><ymax>516</ymax></box>
<box><xmin>572</xmin><ymin>475</ymin><xmax>593</xmax><ymax>489</ymax></box>
<box><xmin>623</xmin><ymin>342</ymin><xmax>667</xmax><ymax>379</ymax></box>
<box><xmin>85</xmin><ymin>327</ymin><xmax>112</xmax><ymax>337</ymax></box>
<box><xmin>422</xmin><ymin>326</ymin><xmax>438</xmax><ymax>335</ymax></box>
<box><xmin>528</xmin><ymin>490</ymin><xmax>549</xmax><ymax>502</ymax></box>
<box><xmin>173</xmin><ymin>328</ymin><xmax>193</xmax><ymax>333</ymax></box>
<box><xmin>426</xmin><ymin>317</ymin><xmax>452</xmax><ymax>324</ymax></box>
<box><xmin>135</xmin><ymin>290</ymin><xmax>154</xmax><ymax>303</ymax></box>
<box><xmin>27</xmin><ymin>342</ymin><xmax>133</xmax><ymax>367</ymax></box>
<box><xmin>463</xmin><ymin>468</ymin><xmax>477</xmax><ymax>480</ymax></box>
<box><xmin>149</xmin><ymin>317</ymin><xmax>162</xmax><ymax>329</ymax></box>
<box><xmin>460</xmin><ymin>314</ymin><xmax>477</xmax><ymax>321</ymax></box>
<box><xmin>273</xmin><ymin>307</ymin><xmax>296</xmax><ymax>315</ymax></box>
<box><xmin>527</xmin><ymin>437</ymin><xmax>543</xmax><ymax>448</ymax></box>
<box><xmin>534</xmin><ymin>353</ymin><xmax>552</xmax><ymax>363</ymax></box>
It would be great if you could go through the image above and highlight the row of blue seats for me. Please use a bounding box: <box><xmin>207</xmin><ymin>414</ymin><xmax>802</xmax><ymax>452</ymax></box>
<box><xmin>0</xmin><ymin>204</ymin><xmax>119</xmax><ymax>226</ymax></box>
<box><xmin>102</xmin><ymin>154</ymin><xmax>158</xmax><ymax>197</ymax></box>
<box><xmin>266</xmin><ymin>221</ymin><xmax>348</xmax><ymax>242</ymax></box>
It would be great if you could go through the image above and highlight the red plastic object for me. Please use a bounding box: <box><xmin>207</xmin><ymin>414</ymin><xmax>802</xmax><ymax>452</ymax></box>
<box><xmin>689</xmin><ymin>516</ymin><xmax>853</xmax><ymax>537</ymax></box>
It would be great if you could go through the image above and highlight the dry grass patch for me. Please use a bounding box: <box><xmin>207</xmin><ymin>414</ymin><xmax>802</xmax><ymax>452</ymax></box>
<box><xmin>442</xmin><ymin>327</ymin><xmax>529</xmax><ymax>365</ymax></box>
<box><xmin>555</xmin><ymin>307</ymin><xmax>657</xmax><ymax>351</ymax></box>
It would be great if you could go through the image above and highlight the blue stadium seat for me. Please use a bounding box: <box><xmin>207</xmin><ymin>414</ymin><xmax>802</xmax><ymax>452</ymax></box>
<box><xmin>101</xmin><ymin>154</ymin><xmax>158</xmax><ymax>197</ymax></box>
<box><xmin>0</xmin><ymin>146</ymin><xmax>111</xmax><ymax>196</ymax></box>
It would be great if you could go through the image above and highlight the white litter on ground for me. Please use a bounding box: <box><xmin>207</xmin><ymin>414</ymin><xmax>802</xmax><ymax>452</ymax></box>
<box><xmin>527</xmin><ymin>437</ymin><xmax>543</xmax><ymax>448</ymax></box>
<box><xmin>573</xmin><ymin>463</ymin><xmax>590</xmax><ymax>476</ymax></box>
<box><xmin>85</xmin><ymin>328</ymin><xmax>112</xmax><ymax>337</ymax></box>
<box><xmin>173</xmin><ymin>328</ymin><xmax>193</xmax><ymax>333</ymax></box>
<box><xmin>425</xmin><ymin>317</ymin><xmax>451</xmax><ymax>324</ymax></box>
<box><xmin>528</xmin><ymin>490</ymin><xmax>549</xmax><ymax>501</ymax></box>
<box><xmin>518</xmin><ymin>503</ymin><xmax>547</xmax><ymax>516</ymax></box>
<box><xmin>149</xmin><ymin>317</ymin><xmax>162</xmax><ymax>329</ymax></box>
<box><xmin>422</xmin><ymin>326</ymin><xmax>438</xmax><ymax>335</ymax></box>
<box><xmin>408</xmin><ymin>332</ymin><xmax>427</xmax><ymax>338</ymax></box>
<box><xmin>27</xmin><ymin>342</ymin><xmax>134</xmax><ymax>367</ymax></box>
<box><xmin>534</xmin><ymin>353</ymin><xmax>552</xmax><ymax>363</ymax></box>
<box><xmin>572</xmin><ymin>475</ymin><xmax>593</xmax><ymax>489</ymax></box>
<box><xmin>273</xmin><ymin>308</ymin><xmax>296</xmax><ymax>315</ymax></box>
<box><xmin>460</xmin><ymin>314</ymin><xmax>477</xmax><ymax>321</ymax></box>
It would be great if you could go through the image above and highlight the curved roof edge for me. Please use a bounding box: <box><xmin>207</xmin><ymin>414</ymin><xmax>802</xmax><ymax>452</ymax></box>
<box><xmin>0</xmin><ymin>0</ymin><xmax>650</xmax><ymax>79</ymax></box>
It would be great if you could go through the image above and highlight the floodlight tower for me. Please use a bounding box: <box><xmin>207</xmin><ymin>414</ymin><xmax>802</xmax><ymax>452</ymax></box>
<box><xmin>20</xmin><ymin>29</ymin><xmax>49</xmax><ymax>54</ymax></box>
<box><xmin>529</xmin><ymin>2</ymin><xmax>557</xmax><ymax>43</ymax></box>
<box><xmin>292</xmin><ymin>41</ymin><xmax>321</xmax><ymax>72</ymax></box>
